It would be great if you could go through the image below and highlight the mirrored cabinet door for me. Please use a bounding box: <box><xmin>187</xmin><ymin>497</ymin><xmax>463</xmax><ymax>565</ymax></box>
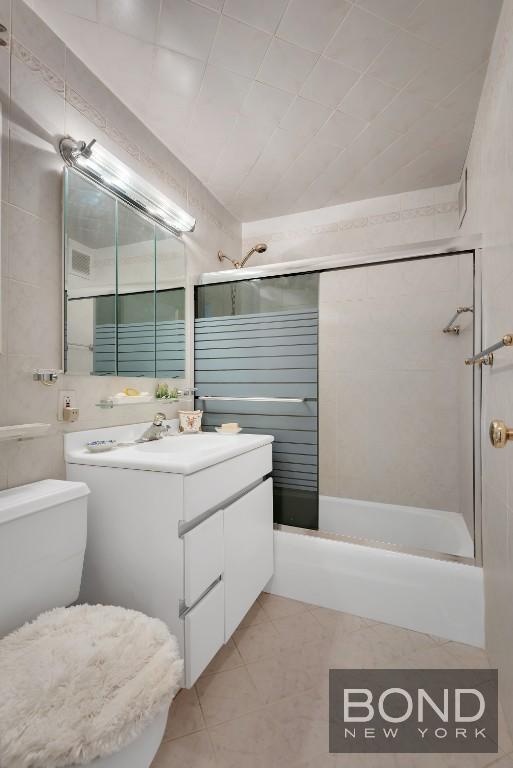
<box><xmin>64</xmin><ymin>171</ymin><xmax>116</xmax><ymax>376</ymax></box>
<box><xmin>64</xmin><ymin>169</ymin><xmax>186</xmax><ymax>378</ymax></box>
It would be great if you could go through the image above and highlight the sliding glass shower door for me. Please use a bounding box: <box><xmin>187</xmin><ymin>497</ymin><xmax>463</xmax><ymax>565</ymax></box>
<box><xmin>195</xmin><ymin>274</ymin><xmax>319</xmax><ymax>529</ymax></box>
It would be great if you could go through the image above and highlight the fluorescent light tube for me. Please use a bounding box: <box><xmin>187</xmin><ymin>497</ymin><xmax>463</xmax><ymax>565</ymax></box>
<box><xmin>59</xmin><ymin>137</ymin><xmax>195</xmax><ymax>235</ymax></box>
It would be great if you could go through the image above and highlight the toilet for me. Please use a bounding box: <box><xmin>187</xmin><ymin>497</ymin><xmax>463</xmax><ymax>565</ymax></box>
<box><xmin>0</xmin><ymin>479</ymin><xmax>181</xmax><ymax>768</ymax></box>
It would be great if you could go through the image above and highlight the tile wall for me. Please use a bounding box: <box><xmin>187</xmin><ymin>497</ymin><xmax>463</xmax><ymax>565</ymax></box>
<box><xmin>0</xmin><ymin>0</ymin><xmax>241</xmax><ymax>491</ymax></box>
<box><xmin>242</xmin><ymin>183</ymin><xmax>460</xmax><ymax>265</ymax></box>
<box><xmin>318</xmin><ymin>252</ymin><xmax>475</xmax><ymax>531</ymax></box>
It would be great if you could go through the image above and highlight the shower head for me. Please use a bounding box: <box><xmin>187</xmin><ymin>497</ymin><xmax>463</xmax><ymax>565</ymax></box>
<box><xmin>217</xmin><ymin>243</ymin><xmax>268</xmax><ymax>269</ymax></box>
<box><xmin>240</xmin><ymin>243</ymin><xmax>267</xmax><ymax>268</ymax></box>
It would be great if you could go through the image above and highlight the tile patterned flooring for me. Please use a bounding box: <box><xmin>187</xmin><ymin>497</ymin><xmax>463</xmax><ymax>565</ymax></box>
<box><xmin>151</xmin><ymin>593</ymin><xmax>513</xmax><ymax>768</ymax></box>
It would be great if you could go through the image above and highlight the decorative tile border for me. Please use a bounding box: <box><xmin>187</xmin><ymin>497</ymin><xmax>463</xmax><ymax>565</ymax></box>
<box><xmin>11</xmin><ymin>35</ymin><xmax>459</xmax><ymax>249</ymax></box>
<box><xmin>11</xmin><ymin>36</ymin><xmax>240</xmax><ymax>244</ymax></box>
<box><xmin>65</xmin><ymin>85</ymin><xmax>105</xmax><ymax>129</ymax></box>
<box><xmin>246</xmin><ymin>201</ymin><xmax>459</xmax><ymax>246</ymax></box>
<box><xmin>12</xmin><ymin>39</ymin><xmax>64</xmax><ymax>97</ymax></box>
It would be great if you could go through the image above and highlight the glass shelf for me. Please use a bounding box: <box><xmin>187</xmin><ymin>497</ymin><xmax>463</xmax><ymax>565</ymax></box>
<box><xmin>96</xmin><ymin>397</ymin><xmax>180</xmax><ymax>409</ymax></box>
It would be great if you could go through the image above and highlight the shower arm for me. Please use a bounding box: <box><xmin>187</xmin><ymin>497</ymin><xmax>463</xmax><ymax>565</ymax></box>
<box><xmin>217</xmin><ymin>251</ymin><xmax>241</xmax><ymax>269</ymax></box>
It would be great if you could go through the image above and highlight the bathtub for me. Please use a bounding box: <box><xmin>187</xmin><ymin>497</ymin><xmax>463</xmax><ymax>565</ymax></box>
<box><xmin>318</xmin><ymin>495</ymin><xmax>474</xmax><ymax>559</ymax></box>
<box><xmin>267</xmin><ymin>526</ymin><xmax>484</xmax><ymax>647</ymax></box>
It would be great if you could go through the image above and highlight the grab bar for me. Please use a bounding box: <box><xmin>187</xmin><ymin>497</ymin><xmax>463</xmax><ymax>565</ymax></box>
<box><xmin>197</xmin><ymin>395</ymin><xmax>308</xmax><ymax>403</ymax></box>
<box><xmin>465</xmin><ymin>334</ymin><xmax>513</xmax><ymax>367</ymax></box>
<box><xmin>442</xmin><ymin>306</ymin><xmax>473</xmax><ymax>334</ymax></box>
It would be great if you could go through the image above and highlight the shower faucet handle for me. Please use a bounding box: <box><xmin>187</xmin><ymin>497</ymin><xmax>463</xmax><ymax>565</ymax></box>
<box><xmin>489</xmin><ymin>420</ymin><xmax>513</xmax><ymax>448</ymax></box>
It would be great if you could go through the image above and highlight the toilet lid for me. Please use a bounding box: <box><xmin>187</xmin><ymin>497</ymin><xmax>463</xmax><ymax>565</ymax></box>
<box><xmin>0</xmin><ymin>479</ymin><xmax>89</xmax><ymax>524</ymax></box>
<box><xmin>0</xmin><ymin>604</ymin><xmax>183</xmax><ymax>768</ymax></box>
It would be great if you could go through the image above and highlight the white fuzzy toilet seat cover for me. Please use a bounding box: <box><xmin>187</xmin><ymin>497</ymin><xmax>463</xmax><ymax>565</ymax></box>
<box><xmin>0</xmin><ymin>604</ymin><xmax>183</xmax><ymax>768</ymax></box>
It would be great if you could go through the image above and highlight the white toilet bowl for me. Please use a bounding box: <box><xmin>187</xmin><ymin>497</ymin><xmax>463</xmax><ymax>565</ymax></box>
<box><xmin>84</xmin><ymin>710</ymin><xmax>167</xmax><ymax>768</ymax></box>
<box><xmin>0</xmin><ymin>480</ymin><xmax>180</xmax><ymax>768</ymax></box>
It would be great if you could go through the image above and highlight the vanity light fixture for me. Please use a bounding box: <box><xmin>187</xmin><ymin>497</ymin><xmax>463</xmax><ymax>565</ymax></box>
<box><xmin>59</xmin><ymin>137</ymin><xmax>196</xmax><ymax>236</ymax></box>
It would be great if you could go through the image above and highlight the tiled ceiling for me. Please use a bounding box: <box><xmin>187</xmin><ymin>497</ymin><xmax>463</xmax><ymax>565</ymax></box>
<box><xmin>27</xmin><ymin>0</ymin><xmax>503</xmax><ymax>222</ymax></box>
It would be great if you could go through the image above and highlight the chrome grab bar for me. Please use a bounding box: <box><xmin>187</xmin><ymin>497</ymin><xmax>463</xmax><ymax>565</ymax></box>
<box><xmin>197</xmin><ymin>395</ymin><xmax>308</xmax><ymax>403</ymax></box>
<box><xmin>442</xmin><ymin>306</ymin><xmax>473</xmax><ymax>334</ymax></box>
<box><xmin>465</xmin><ymin>334</ymin><xmax>513</xmax><ymax>367</ymax></box>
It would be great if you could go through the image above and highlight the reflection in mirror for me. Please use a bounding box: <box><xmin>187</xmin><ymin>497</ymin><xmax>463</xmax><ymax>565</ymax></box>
<box><xmin>117</xmin><ymin>203</ymin><xmax>155</xmax><ymax>377</ymax></box>
<box><xmin>65</xmin><ymin>171</ymin><xmax>116</xmax><ymax>375</ymax></box>
<box><xmin>64</xmin><ymin>169</ymin><xmax>186</xmax><ymax>378</ymax></box>
<box><xmin>156</xmin><ymin>226</ymin><xmax>186</xmax><ymax>379</ymax></box>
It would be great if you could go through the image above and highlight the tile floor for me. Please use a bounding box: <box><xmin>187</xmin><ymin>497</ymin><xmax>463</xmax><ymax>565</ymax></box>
<box><xmin>151</xmin><ymin>593</ymin><xmax>512</xmax><ymax>768</ymax></box>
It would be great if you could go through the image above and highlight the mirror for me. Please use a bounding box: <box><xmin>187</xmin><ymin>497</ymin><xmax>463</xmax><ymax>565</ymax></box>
<box><xmin>64</xmin><ymin>169</ymin><xmax>186</xmax><ymax>378</ymax></box>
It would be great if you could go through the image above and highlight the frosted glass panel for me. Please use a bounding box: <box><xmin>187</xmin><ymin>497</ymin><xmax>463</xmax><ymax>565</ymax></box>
<box><xmin>196</xmin><ymin>274</ymin><xmax>319</xmax><ymax>529</ymax></box>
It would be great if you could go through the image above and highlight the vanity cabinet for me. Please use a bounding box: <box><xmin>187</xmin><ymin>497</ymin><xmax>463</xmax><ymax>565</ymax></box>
<box><xmin>66</xmin><ymin>431</ymin><xmax>274</xmax><ymax>687</ymax></box>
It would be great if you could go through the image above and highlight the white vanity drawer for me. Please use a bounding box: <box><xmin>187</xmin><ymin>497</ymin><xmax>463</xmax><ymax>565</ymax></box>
<box><xmin>183</xmin><ymin>510</ymin><xmax>224</xmax><ymax>607</ymax></box>
<box><xmin>183</xmin><ymin>444</ymin><xmax>272</xmax><ymax>521</ymax></box>
<box><xmin>184</xmin><ymin>580</ymin><xmax>225</xmax><ymax>687</ymax></box>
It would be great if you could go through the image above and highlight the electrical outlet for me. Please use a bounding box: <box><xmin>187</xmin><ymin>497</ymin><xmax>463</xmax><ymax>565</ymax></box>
<box><xmin>58</xmin><ymin>390</ymin><xmax>76</xmax><ymax>421</ymax></box>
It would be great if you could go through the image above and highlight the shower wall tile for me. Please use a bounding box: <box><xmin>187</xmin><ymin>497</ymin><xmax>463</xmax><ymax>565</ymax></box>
<box><xmin>12</xmin><ymin>0</ymin><xmax>66</xmax><ymax>77</ymax></box>
<box><xmin>242</xmin><ymin>183</ymin><xmax>460</xmax><ymax>265</ymax></box>
<box><xmin>318</xmin><ymin>252</ymin><xmax>473</xmax><ymax>516</ymax></box>
<box><xmin>6</xmin><ymin>203</ymin><xmax>60</xmax><ymax>286</ymax></box>
<box><xmin>8</xmin><ymin>126</ymin><xmax>63</xmax><ymax>220</ymax></box>
<box><xmin>0</xmin><ymin>0</ymin><xmax>241</xmax><ymax>492</ymax></box>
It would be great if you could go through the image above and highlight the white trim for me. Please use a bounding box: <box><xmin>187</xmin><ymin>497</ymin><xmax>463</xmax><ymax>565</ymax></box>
<box><xmin>198</xmin><ymin>234</ymin><xmax>483</xmax><ymax>284</ymax></box>
<box><xmin>267</xmin><ymin>529</ymin><xmax>485</xmax><ymax>646</ymax></box>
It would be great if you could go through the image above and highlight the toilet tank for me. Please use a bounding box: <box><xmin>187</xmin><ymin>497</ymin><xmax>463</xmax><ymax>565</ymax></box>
<box><xmin>0</xmin><ymin>479</ymin><xmax>89</xmax><ymax>637</ymax></box>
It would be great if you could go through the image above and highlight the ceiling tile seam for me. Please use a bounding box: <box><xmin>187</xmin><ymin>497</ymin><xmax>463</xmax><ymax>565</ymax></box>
<box><xmin>163</xmin><ymin>0</ymin><xmax>449</xmax><ymax>206</ymax></box>
<box><xmin>214</xmin><ymin>0</ymin><xmax>405</xmax><ymax>192</ymax></box>
<box><xmin>435</xmin><ymin>58</ymin><xmax>491</xmax><ymax>112</ymax></box>
<box><xmin>228</xmin><ymin>1</ymin><xmax>471</xmax><ymax>209</ymax></box>
<box><xmin>190</xmin><ymin>0</ymin><xmax>293</xmax><ymax>194</ymax></box>
<box><xmin>306</xmin><ymin>115</ymin><xmax>461</xmax><ymax>213</ymax></box>
<box><xmin>31</xmin><ymin>3</ymin><xmax>490</xmax><ymax>224</ymax></box>
<box><xmin>63</xmin><ymin>1</ymin><xmax>484</xmax><ymax>137</ymax></box>
<box><xmin>221</xmin><ymin>0</ymin><xmax>286</xmax><ymax>36</ymax></box>
<box><xmin>180</xmin><ymin>0</ymin><xmax>226</xmax><ymax>184</ymax></box>
<box><xmin>216</xmin><ymin>3</ymin><xmax>334</xmax><ymax>207</ymax></box>
<box><xmin>91</xmin><ymin>5</ymin><xmax>161</xmax><ymax>49</ymax></box>
<box><xmin>237</xmin><ymin>16</ymin><xmax>428</xmax><ymax>213</ymax></box>
<box><xmin>370</xmin><ymin>121</ymin><xmax>472</xmax><ymax>190</ymax></box>
<box><xmin>261</xmin><ymin>35</ymin><xmax>492</xmax><ymax>213</ymax></box>
<box><xmin>351</xmin><ymin>0</ymin><xmax>426</xmax><ymax>31</ymax></box>
<box><xmin>206</xmin><ymin>0</ymin><xmax>293</xmax><ymax>176</ymax></box>
<box><xmin>382</xmin><ymin>130</ymin><xmax>469</xmax><ymax>194</ymax></box>
<box><xmin>226</xmin><ymin>1</ymin><xmax>409</xmax><ymax>209</ymax></box>
<box><xmin>85</xmin><ymin>0</ymin><xmax>488</xmax><ymax>219</ymax></box>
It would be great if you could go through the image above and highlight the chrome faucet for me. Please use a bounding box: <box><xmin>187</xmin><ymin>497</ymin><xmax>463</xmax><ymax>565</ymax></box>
<box><xmin>137</xmin><ymin>413</ymin><xmax>169</xmax><ymax>442</ymax></box>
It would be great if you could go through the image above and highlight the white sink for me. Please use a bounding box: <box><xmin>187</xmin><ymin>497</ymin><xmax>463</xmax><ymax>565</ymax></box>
<box><xmin>65</xmin><ymin>428</ymin><xmax>274</xmax><ymax>475</ymax></box>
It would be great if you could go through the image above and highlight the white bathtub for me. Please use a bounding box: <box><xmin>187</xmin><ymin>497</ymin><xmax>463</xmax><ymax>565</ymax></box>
<box><xmin>318</xmin><ymin>496</ymin><xmax>474</xmax><ymax>559</ymax></box>
<box><xmin>267</xmin><ymin>528</ymin><xmax>484</xmax><ymax>647</ymax></box>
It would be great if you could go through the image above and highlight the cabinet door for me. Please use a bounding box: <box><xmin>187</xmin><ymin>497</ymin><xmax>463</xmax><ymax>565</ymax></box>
<box><xmin>224</xmin><ymin>478</ymin><xmax>274</xmax><ymax>640</ymax></box>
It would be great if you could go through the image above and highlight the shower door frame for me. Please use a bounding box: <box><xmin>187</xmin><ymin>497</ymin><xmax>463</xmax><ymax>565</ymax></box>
<box><xmin>197</xmin><ymin>246</ymin><xmax>483</xmax><ymax>568</ymax></box>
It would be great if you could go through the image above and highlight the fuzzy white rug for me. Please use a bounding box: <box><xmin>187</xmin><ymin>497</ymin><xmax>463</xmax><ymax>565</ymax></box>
<box><xmin>0</xmin><ymin>604</ymin><xmax>183</xmax><ymax>768</ymax></box>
